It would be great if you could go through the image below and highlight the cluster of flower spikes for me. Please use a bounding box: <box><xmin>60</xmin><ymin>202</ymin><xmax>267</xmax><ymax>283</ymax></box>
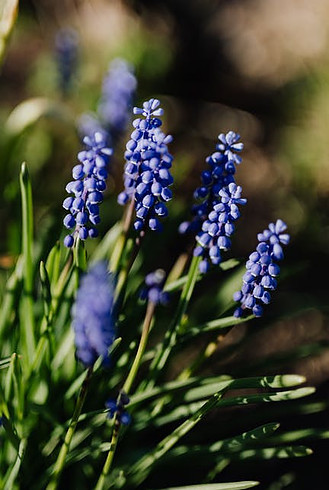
<box><xmin>233</xmin><ymin>219</ymin><xmax>290</xmax><ymax>318</ymax></box>
<box><xmin>194</xmin><ymin>182</ymin><xmax>247</xmax><ymax>273</ymax></box>
<box><xmin>72</xmin><ymin>261</ymin><xmax>116</xmax><ymax>367</ymax></box>
<box><xmin>63</xmin><ymin>132</ymin><xmax>113</xmax><ymax>248</ymax></box>
<box><xmin>117</xmin><ymin>98</ymin><xmax>174</xmax><ymax>232</ymax></box>
<box><xmin>105</xmin><ymin>391</ymin><xmax>131</xmax><ymax>425</ymax></box>
<box><xmin>179</xmin><ymin>131</ymin><xmax>244</xmax><ymax>236</ymax></box>
<box><xmin>139</xmin><ymin>269</ymin><xmax>169</xmax><ymax>305</ymax></box>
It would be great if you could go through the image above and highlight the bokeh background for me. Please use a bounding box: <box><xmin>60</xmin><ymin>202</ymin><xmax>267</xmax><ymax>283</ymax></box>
<box><xmin>1</xmin><ymin>0</ymin><xmax>329</xmax><ymax>488</ymax></box>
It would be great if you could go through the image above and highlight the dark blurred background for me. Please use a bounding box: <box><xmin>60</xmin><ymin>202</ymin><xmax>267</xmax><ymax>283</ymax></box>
<box><xmin>1</xmin><ymin>0</ymin><xmax>329</xmax><ymax>488</ymax></box>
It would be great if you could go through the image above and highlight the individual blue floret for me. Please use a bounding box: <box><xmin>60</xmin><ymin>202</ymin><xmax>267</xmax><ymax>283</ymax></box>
<box><xmin>63</xmin><ymin>131</ymin><xmax>113</xmax><ymax>247</ymax></box>
<box><xmin>105</xmin><ymin>392</ymin><xmax>131</xmax><ymax>425</ymax></box>
<box><xmin>54</xmin><ymin>27</ymin><xmax>79</xmax><ymax>95</ymax></box>
<box><xmin>118</xmin><ymin>98</ymin><xmax>174</xmax><ymax>232</ymax></box>
<box><xmin>77</xmin><ymin>113</ymin><xmax>108</xmax><ymax>143</ymax></box>
<box><xmin>233</xmin><ymin>219</ymin><xmax>290</xmax><ymax>318</ymax></box>
<box><xmin>193</xmin><ymin>182</ymin><xmax>247</xmax><ymax>273</ymax></box>
<box><xmin>179</xmin><ymin>131</ymin><xmax>244</xmax><ymax>235</ymax></box>
<box><xmin>139</xmin><ymin>269</ymin><xmax>169</xmax><ymax>305</ymax></box>
<box><xmin>72</xmin><ymin>261</ymin><xmax>116</xmax><ymax>367</ymax></box>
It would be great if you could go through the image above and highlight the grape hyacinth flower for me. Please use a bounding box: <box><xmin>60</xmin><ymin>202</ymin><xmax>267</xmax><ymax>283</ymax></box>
<box><xmin>77</xmin><ymin>58</ymin><xmax>137</xmax><ymax>145</ymax></box>
<box><xmin>233</xmin><ymin>219</ymin><xmax>290</xmax><ymax>318</ymax></box>
<box><xmin>105</xmin><ymin>392</ymin><xmax>131</xmax><ymax>425</ymax></box>
<box><xmin>98</xmin><ymin>58</ymin><xmax>137</xmax><ymax>137</ymax></box>
<box><xmin>179</xmin><ymin>131</ymin><xmax>244</xmax><ymax>235</ymax></box>
<box><xmin>118</xmin><ymin>98</ymin><xmax>174</xmax><ymax>232</ymax></box>
<box><xmin>63</xmin><ymin>132</ymin><xmax>113</xmax><ymax>247</ymax></box>
<box><xmin>72</xmin><ymin>261</ymin><xmax>116</xmax><ymax>367</ymax></box>
<box><xmin>194</xmin><ymin>182</ymin><xmax>247</xmax><ymax>273</ymax></box>
<box><xmin>140</xmin><ymin>269</ymin><xmax>169</xmax><ymax>305</ymax></box>
<box><xmin>54</xmin><ymin>27</ymin><xmax>79</xmax><ymax>95</ymax></box>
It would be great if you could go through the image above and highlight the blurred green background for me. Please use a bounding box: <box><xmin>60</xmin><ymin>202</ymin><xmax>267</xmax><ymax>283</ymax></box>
<box><xmin>1</xmin><ymin>0</ymin><xmax>329</xmax><ymax>488</ymax></box>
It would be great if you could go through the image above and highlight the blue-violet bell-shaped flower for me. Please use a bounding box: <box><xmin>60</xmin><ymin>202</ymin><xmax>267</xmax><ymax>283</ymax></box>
<box><xmin>139</xmin><ymin>269</ymin><xmax>169</xmax><ymax>305</ymax></box>
<box><xmin>78</xmin><ymin>58</ymin><xmax>137</xmax><ymax>145</ymax></box>
<box><xmin>55</xmin><ymin>27</ymin><xmax>79</xmax><ymax>95</ymax></box>
<box><xmin>105</xmin><ymin>392</ymin><xmax>131</xmax><ymax>425</ymax></box>
<box><xmin>193</xmin><ymin>182</ymin><xmax>247</xmax><ymax>273</ymax></box>
<box><xmin>117</xmin><ymin>98</ymin><xmax>174</xmax><ymax>232</ymax></box>
<box><xmin>179</xmin><ymin>130</ymin><xmax>244</xmax><ymax>235</ymax></box>
<box><xmin>98</xmin><ymin>58</ymin><xmax>137</xmax><ymax>137</ymax></box>
<box><xmin>72</xmin><ymin>261</ymin><xmax>116</xmax><ymax>367</ymax></box>
<box><xmin>233</xmin><ymin>219</ymin><xmax>290</xmax><ymax>318</ymax></box>
<box><xmin>63</xmin><ymin>132</ymin><xmax>113</xmax><ymax>247</ymax></box>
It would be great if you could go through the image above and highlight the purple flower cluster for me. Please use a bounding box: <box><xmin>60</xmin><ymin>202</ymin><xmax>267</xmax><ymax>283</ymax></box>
<box><xmin>77</xmin><ymin>58</ymin><xmax>137</xmax><ymax>144</ymax></box>
<box><xmin>179</xmin><ymin>131</ymin><xmax>244</xmax><ymax>235</ymax></box>
<box><xmin>63</xmin><ymin>132</ymin><xmax>112</xmax><ymax>247</ymax></box>
<box><xmin>233</xmin><ymin>219</ymin><xmax>290</xmax><ymax>318</ymax></box>
<box><xmin>140</xmin><ymin>269</ymin><xmax>169</xmax><ymax>305</ymax></box>
<box><xmin>98</xmin><ymin>58</ymin><xmax>137</xmax><ymax>136</ymax></box>
<box><xmin>55</xmin><ymin>27</ymin><xmax>79</xmax><ymax>95</ymax></box>
<box><xmin>194</xmin><ymin>183</ymin><xmax>247</xmax><ymax>273</ymax></box>
<box><xmin>105</xmin><ymin>392</ymin><xmax>131</xmax><ymax>425</ymax></box>
<box><xmin>72</xmin><ymin>261</ymin><xmax>116</xmax><ymax>367</ymax></box>
<box><xmin>118</xmin><ymin>98</ymin><xmax>174</xmax><ymax>232</ymax></box>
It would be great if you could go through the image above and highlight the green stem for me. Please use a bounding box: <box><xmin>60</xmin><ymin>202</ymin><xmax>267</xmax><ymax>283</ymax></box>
<box><xmin>113</xmin><ymin>231</ymin><xmax>145</xmax><ymax>315</ymax></box>
<box><xmin>95</xmin><ymin>301</ymin><xmax>155</xmax><ymax>490</ymax></box>
<box><xmin>27</xmin><ymin>255</ymin><xmax>74</xmax><ymax>378</ymax></box>
<box><xmin>19</xmin><ymin>162</ymin><xmax>36</xmax><ymax>366</ymax></box>
<box><xmin>110</xmin><ymin>198</ymin><xmax>135</xmax><ymax>274</ymax></box>
<box><xmin>142</xmin><ymin>255</ymin><xmax>201</xmax><ymax>390</ymax></box>
<box><xmin>46</xmin><ymin>366</ymin><xmax>93</xmax><ymax>490</ymax></box>
<box><xmin>123</xmin><ymin>302</ymin><xmax>155</xmax><ymax>394</ymax></box>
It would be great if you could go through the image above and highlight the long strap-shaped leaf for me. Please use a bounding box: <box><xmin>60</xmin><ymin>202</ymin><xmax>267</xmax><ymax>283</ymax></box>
<box><xmin>129</xmin><ymin>374</ymin><xmax>307</xmax><ymax>408</ymax></box>
<box><xmin>156</xmin><ymin>483</ymin><xmax>259</xmax><ymax>490</ymax></box>
<box><xmin>20</xmin><ymin>162</ymin><xmax>36</xmax><ymax>367</ymax></box>
<box><xmin>121</xmin><ymin>385</ymin><xmax>314</xmax><ymax>487</ymax></box>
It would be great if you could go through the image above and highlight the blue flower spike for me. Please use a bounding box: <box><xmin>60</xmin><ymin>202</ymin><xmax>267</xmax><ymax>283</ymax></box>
<box><xmin>233</xmin><ymin>219</ymin><xmax>290</xmax><ymax>318</ymax></box>
<box><xmin>72</xmin><ymin>261</ymin><xmax>116</xmax><ymax>367</ymax></box>
<box><xmin>194</xmin><ymin>182</ymin><xmax>247</xmax><ymax>273</ymax></box>
<box><xmin>78</xmin><ymin>58</ymin><xmax>137</xmax><ymax>144</ymax></box>
<box><xmin>63</xmin><ymin>132</ymin><xmax>113</xmax><ymax>247</ymax></box>
<box><xmin>55</xmin><ymin>27</ymin><xmax>79</xmax><ymax>95</ymax></box>
<box><xmin>99</xmin><ymin>58</ymin><xmax>137</xmax><ymax>136</ymax></box>
<box><xmin>118</xmin><ymin>98</ymin><xmax>174</xmax><ymax>232</ymax></box>
<box><xmin>179</xmin><ymin>130</ymin><xmax>244</xmax><ymax>235</ymax></box>
<box><xmin>140</xmin><ymin>269</ymin><xmax>169</xmax><ymax>305</ymax></box>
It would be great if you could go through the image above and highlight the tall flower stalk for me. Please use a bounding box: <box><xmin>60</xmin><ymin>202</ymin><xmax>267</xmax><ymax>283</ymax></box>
<box><xmin>143</xmin><ymin>132</ymin><xmax>246</xmax><ymax>389</ymax></box>
<box><xmin>63</xmin><ymin>132</ymin><xmax>113</xmax><ymax>248</ymax></box>
<box><xmin>95</xmin><ymin>271</ymin><xmax>167</xmax><ymax>489</ymax></box>
<box><xmin>111</xmin><ymin>98</ymin><xmax>174</xmax><ymax>288</ymax></box>
<box><xmin>47</xmin><ymin>262</ymin><xmax>116</xmax><ymax>489</ymax></box>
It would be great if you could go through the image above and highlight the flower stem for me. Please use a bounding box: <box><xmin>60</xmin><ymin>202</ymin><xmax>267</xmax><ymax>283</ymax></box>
<box><xmin>95</xmin><ymin>301</ymin><xmax>155</xmax><ymax>490</ymax></box>
<box><xmin>113</xmin><ymin>231</ymin><xmax>145</xmax><ymax>315</ymax></box>
<box><xmin>46</xmin><ymin>366</ymin><xmax>93</xmax><ymax>490</ymax></box>
<box><xmin>142</xmin><ymin>254</ymin><xmax>201</xmax><ymax>390</ymax></box>
<box><xmin>110</xmin><ymin>198</ymin><xmax>135</xmax><ymax>274</ymax></box>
